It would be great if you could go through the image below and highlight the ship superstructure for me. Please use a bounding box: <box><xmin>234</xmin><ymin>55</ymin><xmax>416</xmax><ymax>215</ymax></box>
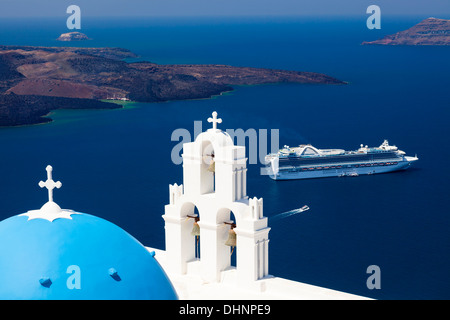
<box><xmin>265</xmin><ymin>140</ymin><xmax>418</xmax><ymax>180</ymax></box>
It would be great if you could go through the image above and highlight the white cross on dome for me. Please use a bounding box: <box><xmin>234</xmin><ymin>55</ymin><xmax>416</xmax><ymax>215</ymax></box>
<box><xmin>20</xmin><ymin>165</ymin><xmax>79</xmax><ymax>222</ymax></box>
<box><xmin>39</xmin><ymin>165</ymin><xmax>62</xmax><ymax>203</ymax></box>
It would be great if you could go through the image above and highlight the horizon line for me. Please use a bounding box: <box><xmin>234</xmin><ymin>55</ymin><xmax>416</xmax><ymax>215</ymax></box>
<box><xmin>0</xmin><ymin>13</ymin><xmax>447</xmax><ymax>19</ymax></box>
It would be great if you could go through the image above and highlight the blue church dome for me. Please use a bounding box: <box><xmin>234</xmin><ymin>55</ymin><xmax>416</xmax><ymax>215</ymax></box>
<box><xmin>0</xmin><ymin>212</ymin><xmax>178</xmax><ymax>300</ymax></box>
<box><xmin>0</xmin><ymin>166</ymin><xmax>177</xmax><ymax>300</ymax></box>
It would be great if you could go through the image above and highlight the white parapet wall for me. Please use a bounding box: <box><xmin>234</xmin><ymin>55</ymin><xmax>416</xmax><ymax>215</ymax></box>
<box><xmin>146</xmin><ymin>247</ymin><xmax>371</xmax><ymax>300</ymax></box>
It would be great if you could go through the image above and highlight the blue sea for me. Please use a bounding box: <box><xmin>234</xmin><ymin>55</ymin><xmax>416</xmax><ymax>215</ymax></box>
<box><xmin>0</xmin><ymin>16</ymin><xmax>449</xmax><ymax>299</ymax></box>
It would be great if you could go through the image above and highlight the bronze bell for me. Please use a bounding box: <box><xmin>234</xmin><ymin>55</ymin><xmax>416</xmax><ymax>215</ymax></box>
<box><xmin>224</xmin><ymin>228</ymin><xmax>236</xmax><ymax>247</ymax></box>
<box><xmin>191</xmin><ymin>221</ymin><xmax>200</xmax><ymax>237</ymax></box>
<box><xmin>207</xmin><ymin>160</ymin><xmax>215</xmax><ymax>173</ymax></box>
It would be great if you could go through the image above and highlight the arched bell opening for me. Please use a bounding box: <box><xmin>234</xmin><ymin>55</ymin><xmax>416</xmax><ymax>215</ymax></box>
<box><xmin>200</xmin><ymin>139</ymin><xmax>215</xmax><ymax>194</ymax></box>
<box><xmin>225</xmin><ymin>212</ymin><xmax>237</xmax><ymax>268</ymax></box>
<box><xmin>188</xmin><ymin>206</ymin><xmax>201</xmax><ymax>260</ymax></box>
<box><xmin>216</xmin><ymin>208</ymin><xmax>238</xmax><ymax>270</ymax></box>
<box><xmin>180</xmin><ymin>202</ymin><xmax>201</xmax><ymax>261</ymax></box>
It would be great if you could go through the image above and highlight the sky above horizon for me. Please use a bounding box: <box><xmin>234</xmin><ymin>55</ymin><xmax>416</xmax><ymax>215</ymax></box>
<box><xmin>0</xmin><ymin>0</ymin><xmax>449</xmax><ymax>18</ymax></box>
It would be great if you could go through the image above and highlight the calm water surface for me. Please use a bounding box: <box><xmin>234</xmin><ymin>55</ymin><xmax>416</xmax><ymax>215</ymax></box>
<box><xmin>0</xmin><ymin>16</ymin><xmax>449</xmax><ymax>299</ymax></box>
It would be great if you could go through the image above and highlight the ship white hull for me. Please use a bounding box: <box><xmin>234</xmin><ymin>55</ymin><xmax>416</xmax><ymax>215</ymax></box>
<box><xmin>268</xmin><ymin>157</ymin><xmax>418</xmax><ymax>180</ymax></box>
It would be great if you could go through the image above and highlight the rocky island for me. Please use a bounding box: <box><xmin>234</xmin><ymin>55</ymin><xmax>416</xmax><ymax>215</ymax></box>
<box><xmin>363</xmin><ymin>17</ymin><xmax>450</xmax><ymax>46</ymax></box>
<box><xmin>57</xmin><ymin>32</ymin><xmax>90</xmax><ymax>41</ymax></box>
<box><xmin>0</xmin><ymin>45</ymin><xmax>345</xmax><ymax>126</ymax></box>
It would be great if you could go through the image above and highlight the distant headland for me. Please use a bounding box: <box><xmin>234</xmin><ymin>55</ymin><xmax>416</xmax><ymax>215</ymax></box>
<box><xmin>0</xmin><ymin>45</ymin><xmax>345</xmax><ymax>126</ymax></box>
<box><xmin>362</xmin><ymin>17</ymin><xmax>450</xmax><ymax>46</ymax></box>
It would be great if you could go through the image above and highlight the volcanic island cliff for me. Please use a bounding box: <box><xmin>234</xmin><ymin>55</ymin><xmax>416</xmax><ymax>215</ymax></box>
<box><xmin>0</xmin><ymin>45</ymin><xmax>345</xmax><ymax>126</ymax></box>
<box><xmin>362</xmin><ymin>17</ymin><xmax>450</xmax><ymax>46</ymax></box>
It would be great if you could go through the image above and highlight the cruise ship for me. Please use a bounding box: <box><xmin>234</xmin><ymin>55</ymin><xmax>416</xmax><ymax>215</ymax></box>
<box><xmin>265</xmin><ymin>140</ymin><xmax>418</xmax><ymax>180</ymax></box>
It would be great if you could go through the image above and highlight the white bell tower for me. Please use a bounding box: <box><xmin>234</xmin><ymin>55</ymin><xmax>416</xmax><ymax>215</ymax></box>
<box><xmin>162</xmin><ymin>111</ymin><xmax>270</xmax><ymax>287</ymax></box>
